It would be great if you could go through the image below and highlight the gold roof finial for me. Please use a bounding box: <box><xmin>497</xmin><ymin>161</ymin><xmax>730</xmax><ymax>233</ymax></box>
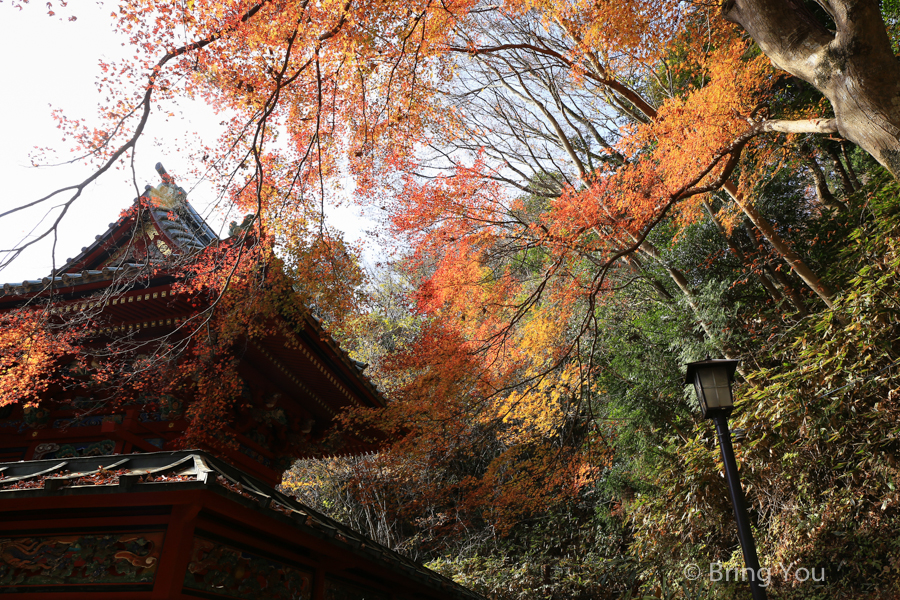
<box><xmin>147</xmin><ymin>162</ymin><xmax>187</xmax><ymax>208</ymax></box>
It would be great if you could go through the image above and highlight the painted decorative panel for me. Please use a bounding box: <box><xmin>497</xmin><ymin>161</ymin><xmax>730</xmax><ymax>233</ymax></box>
<box><xmin>0</xmin><ymin>419</ymin><xmax>25</xmax><ymax>434</ymax></box>
<box><xmin>184</xmin><ymin>536</ymin><xmax>312</xmax><ymax>600</ymax></box>
<box><xmin>38</xmin><ymin>439</ymin><xmax>116</xmax><ymax>460</ymax></box>
<box><xmin>52</xmin><ymin>414</ymin><xmax>123</xmax><ymax>430</ymax></box>
<box><xmin>0</xmin><ymin>531</ymin><xmax>164</xmax><ymax>590</ymax></box>
<box><xmin>325</xmin><ymin>577</ymin><xmax>390</xmax><ymax>600</ymax></box>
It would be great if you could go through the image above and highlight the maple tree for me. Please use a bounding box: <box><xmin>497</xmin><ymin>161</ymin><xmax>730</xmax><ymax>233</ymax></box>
<box><xmin>5</xmin><ymin>0</ymin><xmax>900</xmax><ymax>596</ymax></box>
<box><xmin>0</xmin><ymin>307</ymin><xmax>82</xmax><ymax>408</ymax></box>
<box><xmin>0</xmin><ymin>0</ymin><xmax>883</xmax><ymax>334</ymax></box>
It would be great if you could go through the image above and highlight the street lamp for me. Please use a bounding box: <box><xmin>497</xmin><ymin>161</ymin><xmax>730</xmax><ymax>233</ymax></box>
<box><xmin>685</xmin><ymin>358</ymin><xmax>767</xmax><ymax>600</ymax></box>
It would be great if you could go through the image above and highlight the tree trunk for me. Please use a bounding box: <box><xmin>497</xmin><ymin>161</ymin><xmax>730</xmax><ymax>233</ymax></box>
<box><xmin>635</xmin><ymin>240</ymin><xmax>738</xmax><ymax>359</ymax></box>
<box><xmin>723</xmin><ymin>181</ymin><xmax>836</xmax><ymax>310</ymax></box>
<box><xmin>701</xmin><ymin>199</ymin><xmax>788</xmax><ymax>306</ymax></box>
<box><xmin>825</xmin><ymin>143</ymin><xmax>856</xmax><ymax>195</ymax></box>
<box><xmin>723</xmin><ymin>0</ymin><xmax>900</xmax><ymax>178</ymax></box>
<box><xmin>805</xmin><ymin>154</ymin><xmax>848</xmax><ymax>212</ymax></box>
<box><xmin>623</xmin><ymin>253</ymin><xmax>676</xmax><ymax>302</ymax></box>
<box><xmin>840</xmin><ymin>142</ymin><xmax>862</xmax><ymax>190</ymax></box>
<box><xmin>742</xmin><ymin>219</ymin><xmax>809</xmax><ymax>316</ymax></box>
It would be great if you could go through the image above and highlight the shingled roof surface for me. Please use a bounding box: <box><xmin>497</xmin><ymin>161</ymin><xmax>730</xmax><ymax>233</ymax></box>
<box><xmin>0</xmin><ymin>450</ymin><xmax>483</xmax><ymax>600</ymax></box>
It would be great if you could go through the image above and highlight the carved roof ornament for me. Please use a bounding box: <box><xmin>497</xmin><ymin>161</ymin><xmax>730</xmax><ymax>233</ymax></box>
<box><xmin>228</xmin><ymin>213</ymin><xmax>256</xmax><ymax>238</ymax></box>
<box><xmin>146</xmin><ymin>162</ymin><xmax>188</xmax><ymax>209</ymax></box>
<box><xmin>0</xmin><ymin>162</ymin><xmax>216</xmax><ymax>297</ymax></box>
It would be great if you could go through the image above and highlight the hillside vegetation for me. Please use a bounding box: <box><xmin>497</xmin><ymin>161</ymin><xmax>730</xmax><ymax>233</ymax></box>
<box><xmin>286</xmin><ymin>168</ymin><xmax>900</xmax><ymax>600</ymax></box>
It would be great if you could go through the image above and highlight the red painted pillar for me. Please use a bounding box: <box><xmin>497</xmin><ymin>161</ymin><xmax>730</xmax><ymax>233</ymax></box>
<box><xmin>151</xmin><ymin>503</ymin><xmax>202</xmax><ymax>599</ymax></box>
<box><xmin>312</xmin><ymin>568</ymin><xmax>326</xmax><ymax>600</ymax></box>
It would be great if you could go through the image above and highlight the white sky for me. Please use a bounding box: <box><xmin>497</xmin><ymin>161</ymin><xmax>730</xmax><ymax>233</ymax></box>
<box><xmin>0</xmin><ymin>1</ymin><xmax>377</xmax><ymax>284</ymax></box>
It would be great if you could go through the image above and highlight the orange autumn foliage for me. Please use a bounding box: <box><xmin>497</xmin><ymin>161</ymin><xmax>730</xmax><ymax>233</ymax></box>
<box><xmin>10</xmin><ymin>0</ymin><xmax>804</xmax><ymax>533</ymax></box>
<box><xmin>340</xmin><ymin>319</ymin><xmax>608</xmax><ymax>535</ymax></box>
<box><xmin>326</xmin><ymin>25</ymin><xmax>780</xmax><ymax>533</ymax></box>
<box><xmin>0</xmin><ymin>309</ymin><xmax>82</xmax><ymax>408</ymax></box>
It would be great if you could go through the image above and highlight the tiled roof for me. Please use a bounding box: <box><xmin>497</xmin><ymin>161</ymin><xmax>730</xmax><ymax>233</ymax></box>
<box><xmin>1</xmin><ymin>163</ymin><xmax>217</xmax><ymax>297</ymax></box>
<box><xmin>0</xmin><ymin>450</ymin><xmax>482</xmax><ymax>600</ymax></box>
<box><xmin>0</xmin><ymin>263</ymin><xmax>151</xmax><ymax>299</ymax></box>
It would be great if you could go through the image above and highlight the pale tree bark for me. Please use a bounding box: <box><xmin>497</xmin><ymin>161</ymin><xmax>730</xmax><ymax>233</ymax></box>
<box><xmin>592</xmin><ymin>221</ymin><xmax>733</xmax><ymax>352</ymax></box>
<box><xmin>723</xmin><ymin>0</ymin><xmax>900</xmax><ymax>178</ymax></box>
<box><xmin>700</xmin><ymin>199</ymin><xmax>794</xmax><ymax>309</ymax></box>
<box><xmin>805</xmin><ymin>152</ymin><xmax>849</xmax><ymax>212</ymax></box>
<box><xmin>723</xmin><ymin>180</ymin><xmax>837</xmax><ymax>310</ymax></box>
<box><xmin>635</xmin><ymin>240</ymin><xmax>738</xmax><ymax>360</ymax></box>
<box><xmin>742</xmin><ymin>218</ymin><xmax>809</xmax><ymax>316</ymax></box>
<box><xmin>622</xmin><ymin>254</ymin><xmax>676</xmax><ymax>303</ymax></box>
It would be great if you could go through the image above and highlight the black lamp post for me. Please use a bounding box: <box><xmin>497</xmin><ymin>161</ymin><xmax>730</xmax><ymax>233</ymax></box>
<box><xmin>685</xmin><ymin>359</ymin><xmax>767</xmax><ymax>600</ymax></box>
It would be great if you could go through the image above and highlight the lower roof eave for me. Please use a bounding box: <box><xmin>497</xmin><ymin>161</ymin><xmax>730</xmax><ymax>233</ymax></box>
<box><xmin>0</xmin><ymin>450</ymin><xmax>483</xmax><ymax>600</ymax></box>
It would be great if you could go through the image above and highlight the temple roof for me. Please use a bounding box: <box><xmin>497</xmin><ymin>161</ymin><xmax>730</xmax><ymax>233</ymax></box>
<box><xmin>1</xmin><ymin>163</ymin><xmax>217</xmax><ymax>298</ymax></box>
<box><xmin>61</xmin><ymin>162</ymin><xmax>218</xmax><ymax>270</ymax></box>
<box><xmin>0</xmin><ymin>450</ymin><xmax>484</xmax><ymax>600</ymax></box>
<box><xmin>0</xmin><ymin>164</ymin><xmax>387</xmax><ymax>477</ymax></box>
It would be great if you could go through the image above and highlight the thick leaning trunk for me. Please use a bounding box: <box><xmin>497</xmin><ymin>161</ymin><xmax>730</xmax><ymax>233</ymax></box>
<box><xmin>723</xmin><ymin>0</ymin><xmax>900</xmax><ymax>178</ymax></box>
<box><xmin>826</xmin><ymin>75</ymin><xmax>900</xmax><ymax>178</ymax></box>
<box><xmin>742</xmin><ymin>219</ymin><xmax>809</xmax><ymax>316</ymax></box>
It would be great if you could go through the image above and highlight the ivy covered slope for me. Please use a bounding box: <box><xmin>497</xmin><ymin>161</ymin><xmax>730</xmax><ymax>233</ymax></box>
<box><xmin>632</xmin><ymin>171</ymin><xmax>900</xmax><ymax>600</ymax></box>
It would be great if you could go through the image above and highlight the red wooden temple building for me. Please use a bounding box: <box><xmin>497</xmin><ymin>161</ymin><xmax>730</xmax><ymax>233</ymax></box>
<box><xmin>0</xmin><ymin>166</ymin><xmax>480</xmax><ymax>600</ymax></box>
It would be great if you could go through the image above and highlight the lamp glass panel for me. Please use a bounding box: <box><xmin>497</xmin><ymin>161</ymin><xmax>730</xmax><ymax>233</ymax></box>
<box><xmin>697</xmin><ymin>366</ymin><xmax>733</xmax><ymax>409</ymax></box>
<box><xmin>692</xmin><ymin>372</ymin><xmax>706</xmax><ymax>412</ymax></box>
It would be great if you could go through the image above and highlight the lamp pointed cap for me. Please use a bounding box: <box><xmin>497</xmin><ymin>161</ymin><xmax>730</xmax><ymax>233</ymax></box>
<box><xmin>684</xmin><ymin>358</ymin><xmax>740</xmax><ymax>385</ymax></box>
